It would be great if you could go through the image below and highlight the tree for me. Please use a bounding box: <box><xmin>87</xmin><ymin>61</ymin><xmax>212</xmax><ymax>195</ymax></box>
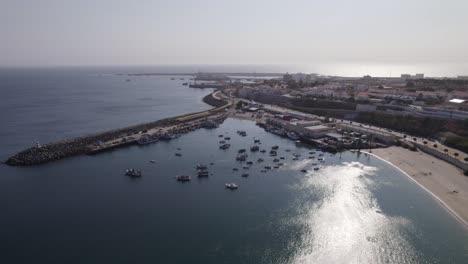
<box><xmin>235</xmin><ymin>101</ymin><xmax>243</xmax><ymax>110</ymax></box>
<box><xmin>413</xmin><ymin>137</ymin><xmax>417</xmax><ymax>141</ymax></box>
<box><xmin>433</xmin><ymin>144</ymin><xmax>438</xmax><ymax>148</ymax></box>
<box><xmin>444</xmin><ymin>149</ymin><xmax>448</xmax><ymax>153</ymax></box>
<box><xmin>454</xmin><ymin>153</ymin><xmax>459</xmax><ymax>157</ymax></box>
<box><xmin>464</xmin><ymin>157</ymin><xmax>468</xmax><ymax>162</ymax></box>
<box><xmin>423</xmin><ymin>141</ymin><xmax>428</xmax><ymax>145</ymax></box>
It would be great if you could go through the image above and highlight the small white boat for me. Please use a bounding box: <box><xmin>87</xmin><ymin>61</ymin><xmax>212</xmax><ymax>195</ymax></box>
<box><xmin>225</xmin><ymin>183</ymin><xmax>239</xmax><ymax>189</ymax></box>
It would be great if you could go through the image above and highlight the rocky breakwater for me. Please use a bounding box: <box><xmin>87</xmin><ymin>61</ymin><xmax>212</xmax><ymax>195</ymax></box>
<box><xmin>5</xmin><ymin>118</ymin><xmax>178</xmax><ymax>166</ymax></box>
<box><xmin>202</xmin><ymin>92</ymin><xmax>228</xmax><ymax>108</ymax></box>
<box><xmin>6</xmin><ymin>90</ymin><xmax>231</xmax><ymax>166</ymax></box>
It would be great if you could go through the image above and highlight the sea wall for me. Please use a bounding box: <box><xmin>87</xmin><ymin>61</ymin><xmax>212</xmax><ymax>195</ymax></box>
<box><xmin>416</xmin><ymin>144</ymin><xmax>468</xmax><ymax>171</ymax></box>
<box><xmin>202</xmin><ymin>92</ymin><xmax>228</xmax><ymax>107</ymax></box>
<box><xmin>5</xmin><ymin>118</ymin><xmax>177</xmax><ymax>166</ymax></box>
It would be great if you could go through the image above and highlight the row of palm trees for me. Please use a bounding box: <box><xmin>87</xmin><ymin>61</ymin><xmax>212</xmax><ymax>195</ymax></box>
<box><xmin>419</xmin><ymin>140</ymin><xmax>468</xmax><ymax>162</ymax></box>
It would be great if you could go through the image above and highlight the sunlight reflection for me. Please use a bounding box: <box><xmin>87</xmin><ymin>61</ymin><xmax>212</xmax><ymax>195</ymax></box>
<box><xmin>288</xmin><ymin>162</ymin><xmax>419</xmax><ymax>264</ymax></box>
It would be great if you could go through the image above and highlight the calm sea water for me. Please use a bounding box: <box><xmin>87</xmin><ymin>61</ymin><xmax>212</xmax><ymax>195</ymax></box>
<box><xmin>1</xmin><ymin>67</ymin><xmax>468</xmax><ymax>263</ymax></box>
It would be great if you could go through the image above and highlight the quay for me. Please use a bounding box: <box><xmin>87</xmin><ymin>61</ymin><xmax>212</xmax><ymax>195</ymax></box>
<box><xmin>87</xmin><ymin>113</ymin><xmax>227</xmax><ymax>155</ymax></box>
<box><xmin>5</xmin><ymin>92</ymin><xmax>231</xmax><ymax>166</ymax></box>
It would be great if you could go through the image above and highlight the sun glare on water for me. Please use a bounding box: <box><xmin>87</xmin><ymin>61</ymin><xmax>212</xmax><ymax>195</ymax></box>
<box><xmin>287</xmin><ymin>162</ymin><xmax>420</xmax><ymax>264</ymax></box>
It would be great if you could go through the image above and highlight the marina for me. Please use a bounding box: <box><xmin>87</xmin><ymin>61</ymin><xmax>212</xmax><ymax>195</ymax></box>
<box><xmin>2</xmin><ymin>72</ymin><xmax>468</xmax><ymax>263</ymax></box>
<box><xmin>3</xmin><ymin>0</ymin><xmax>468</xmax><ymax>260</ymax></box>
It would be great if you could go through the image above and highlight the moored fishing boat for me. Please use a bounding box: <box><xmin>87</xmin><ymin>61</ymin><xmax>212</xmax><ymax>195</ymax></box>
<box><xmin>176</xmin><ymin>175</ymin><xmax>191</xmax><ymax>182</ymax></box>
<box><xmin>198</xmin><ymin>170</ymin><xmax>209</xmax><ymax>177</ymax></box>
<box><xmin>225</xmin><ymin>183</ymin><xmax>238</xmax><ymax>189</ymax></box>
<box><xmin>236</xmin><ymin>153</ymin><xmax>248</xmax><ymax>161</ymax></box>
<box><xmin>196</xmin><ymin>164</ymin><xmax>208</xmax><ymax>170</ymax></box>
<box><xmin>160</xmin><ymin>133</ymin><xmax>178</xmax><ymax>140</ymax></box>
<box><xmin>272</xmin><ymin>129</ymin><xmax>286</xmax><ymax>137</ymax></box>
<box><xmin>125</xmin><ymin>169</ymin><xmax>142</xmax><ymax>177</ymax></box>
<box><xmin>219</xmin><ymin>143</ymin><xmax>231</xmax><ymax>149</ymax></box>
<box><xmin>250</xmin><ymin>145</ymin><xmax>259</xmax><ymax>152</ymax></box>
<box><xmin>137</xmin><ymin>135</ymin><xmax>159</xmax><ymax>145</ymax></box>
<box><xmin>287</xmin><ymin>132</ymin><xmax>300</xmax><ymax>140</ymax></box>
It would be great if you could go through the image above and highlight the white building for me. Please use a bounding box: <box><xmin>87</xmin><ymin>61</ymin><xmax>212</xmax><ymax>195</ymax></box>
<box><xmin>446</xmin><ymin>98</ymin><xmax>468</xmax><ymax>111</ymax></box>
<box><xmin>266</xmin><ymin>118</ymin><xmax>330</xmax><ymax>138</ymax></box>
<box><xmin>414</xmin><ymin>73</ymin><xmax>425</xmax><ymax>79</ymax></box>
<box><xmin>401</xmin><ymin>73</ymin><xmax>424</xmax><ymax>79</ymax></box>
<box><xmin>292</xmin><ymin>73</ymin><xmax>311</xmax><ymax>83</ymax></box>
<box><xmin>404</xmin><ymin>104</ymin><xmax>468</xmax><ymax>120</ymax></box>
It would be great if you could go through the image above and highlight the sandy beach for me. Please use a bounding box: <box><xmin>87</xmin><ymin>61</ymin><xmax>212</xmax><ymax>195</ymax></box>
<box><xmin>370</xmin><ymin>146</ymin><xmax>468</xmax><ymax>227</ymax></box>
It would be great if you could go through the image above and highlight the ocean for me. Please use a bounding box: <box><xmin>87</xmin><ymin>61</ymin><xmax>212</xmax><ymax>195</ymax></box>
<box><xmin>0</xmin><ymin>67</ymin><xmax>467</xmax><ymax>263</ymax></box>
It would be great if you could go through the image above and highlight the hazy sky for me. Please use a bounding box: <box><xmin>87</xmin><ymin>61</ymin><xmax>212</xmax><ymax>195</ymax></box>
<box><xmin>1</xmin><ymin>0</ymin><xmax>468</xmax><ymax>66</ymax></box>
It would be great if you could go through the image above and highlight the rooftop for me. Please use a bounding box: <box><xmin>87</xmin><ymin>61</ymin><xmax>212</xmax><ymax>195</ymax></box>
<box><xmin>326</xmin><ymin>132</ymin><xmax>344</xmax><ymax>139</ymax></box>
<box><xmin>305</xmin><ymin>125</ymin><xmax>330</xmax><ymax>131</ymax></box>
<box><xmin>449</xmin><ymin>99</ymin><xmax>466</xmax><ymax>104</ymax></box>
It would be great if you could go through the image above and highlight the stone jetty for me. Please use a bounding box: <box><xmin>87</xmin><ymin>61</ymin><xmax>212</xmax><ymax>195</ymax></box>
<box><xmin>6</xmin><ymin>91</ymin><xmax>230</xmax><ymax>166</ymax></box>
<box><xmin>6</xmin><ymin>118</ymin><xmax>177</xmax><ymax>166</ymax></box>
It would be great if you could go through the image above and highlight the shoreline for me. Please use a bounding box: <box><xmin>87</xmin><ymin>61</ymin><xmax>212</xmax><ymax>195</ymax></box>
<box><xmin>364</xmin><ymin>147</ymin><xmax>468</xmax><ymax>229</ymax></box>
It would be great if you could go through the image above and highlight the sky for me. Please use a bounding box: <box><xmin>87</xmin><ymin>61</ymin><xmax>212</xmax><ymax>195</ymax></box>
<box><xmin>1</xmin><ymin>0</ymin><xmax>468</xmax><ymax>67</ymax></box>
